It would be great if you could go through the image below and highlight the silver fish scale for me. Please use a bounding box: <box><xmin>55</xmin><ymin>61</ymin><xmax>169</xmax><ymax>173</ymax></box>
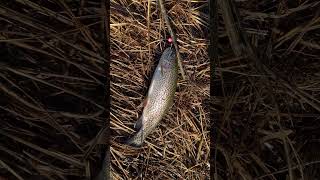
<box><xmin>127</xmin><ymin>47</ymin><xmax>178</xmax><ymax>147</ymax></box>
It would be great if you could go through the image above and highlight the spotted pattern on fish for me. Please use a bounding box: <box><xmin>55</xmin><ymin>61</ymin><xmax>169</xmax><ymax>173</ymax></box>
<box><xmin>126</xmin><ymin>47</ymin><xmax>178</xmax><ymax>147</ymax></box>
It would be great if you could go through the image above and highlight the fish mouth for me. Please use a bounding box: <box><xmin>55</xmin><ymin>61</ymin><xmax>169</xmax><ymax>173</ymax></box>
<box><xmin>163</xmin><ymin>46</ymin><xmax>176</xmax><ymax>60</ymax></box>
<box><xmin>168</xmin><ymin>46</ymin><xmax>176</xmax><ymax>55</ymax></box>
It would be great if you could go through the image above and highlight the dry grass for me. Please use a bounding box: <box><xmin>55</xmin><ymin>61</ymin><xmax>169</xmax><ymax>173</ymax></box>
<box><xmin>213</xmin><ymin>0</ymin><xmax>320</xmax><ymax>179</ymax></box>
<box><xmin>110</xmin><ymin>0</ymin><xmax>209</xmax><ymax>179</ymax></box>
<box><xmin>0</xmin><ymin>1</ymin><xmax>106</xmax><ymax>179</ymax></box>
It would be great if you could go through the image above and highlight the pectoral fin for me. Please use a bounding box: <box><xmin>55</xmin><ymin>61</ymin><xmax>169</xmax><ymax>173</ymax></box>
<box><xmin>138</xmin><ymin>96</ymin><xmax>149</xmax><ymax>109</ymax></box>
<box><xmin>143</xmin><ymin>96</ymin><xmax>148</xmax><ymax>107</ymax></box>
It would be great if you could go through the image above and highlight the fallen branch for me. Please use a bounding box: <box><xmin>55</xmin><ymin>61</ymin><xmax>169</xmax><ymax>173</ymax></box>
<box><xmin>158</xmin><ymin>0</ymin><xmax>187</xmax><ymax>80</ymax></box>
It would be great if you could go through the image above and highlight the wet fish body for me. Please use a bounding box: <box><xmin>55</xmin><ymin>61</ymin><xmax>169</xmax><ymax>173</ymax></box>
<box><xmin>126</xmin><ymin>47</ymin><xmax>178</xmax><ymax>147</ymax></box>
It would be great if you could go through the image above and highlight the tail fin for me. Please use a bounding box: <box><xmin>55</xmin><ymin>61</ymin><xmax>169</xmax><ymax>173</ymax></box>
<box><xmin>125</xmin><ymin>129</ymin><xmax>144</xmax><ymax>148</ymax></box>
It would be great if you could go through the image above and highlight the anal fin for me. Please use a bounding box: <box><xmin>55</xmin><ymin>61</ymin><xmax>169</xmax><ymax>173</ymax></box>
<box><xmin>134</xmin><ymin>116</ymin><xmax>143</xmax><ymax>130</ymax></box>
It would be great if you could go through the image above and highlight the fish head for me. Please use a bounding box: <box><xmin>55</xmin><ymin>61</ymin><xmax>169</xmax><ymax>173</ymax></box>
<box><xmin>160</xmin><ymin>47</ymin><xmax>177</xmax><ymax>71</ymax></box>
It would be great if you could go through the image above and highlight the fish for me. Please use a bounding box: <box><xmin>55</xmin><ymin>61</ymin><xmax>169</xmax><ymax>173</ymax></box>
<box><xmin>126</xmin><ymin>46</ymin><xmax>178</xmax><ymax>147</ymax></box>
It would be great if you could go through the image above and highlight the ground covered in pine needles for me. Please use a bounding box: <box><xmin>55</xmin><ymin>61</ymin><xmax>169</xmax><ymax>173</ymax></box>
<box><xmin>1</xmin><ymin>0</ymin><xmax>320</xmax><ymax>180</ymax></box>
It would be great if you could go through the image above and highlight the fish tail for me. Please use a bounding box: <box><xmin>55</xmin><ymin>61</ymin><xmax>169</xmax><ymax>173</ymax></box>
<box><xmin>125</xmin><ymin>129</ymin><xmax>144</xmax><ymax>147</ymax></box>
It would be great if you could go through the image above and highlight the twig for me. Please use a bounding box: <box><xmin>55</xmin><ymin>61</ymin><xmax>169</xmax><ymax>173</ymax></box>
<box><xmin>0</xmin><ymin>160</ymin><xmax>24</xmax><ymax>180</ymax></box>
<box><xmin>158</xmin><ymin>0</ymin><xmax>187</xmax><ymax>80</ymax></box>
<box><xmin>256</xmin><ymin>161</ymin><xmax>320</xmax><ymax>179</ymax></box>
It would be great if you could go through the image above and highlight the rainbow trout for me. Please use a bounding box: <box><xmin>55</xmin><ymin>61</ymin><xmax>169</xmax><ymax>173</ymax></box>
<box><xmin>126</xmin><ymin>47</ymin><xmax>178</xmax><ymax>147</ymax></box>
